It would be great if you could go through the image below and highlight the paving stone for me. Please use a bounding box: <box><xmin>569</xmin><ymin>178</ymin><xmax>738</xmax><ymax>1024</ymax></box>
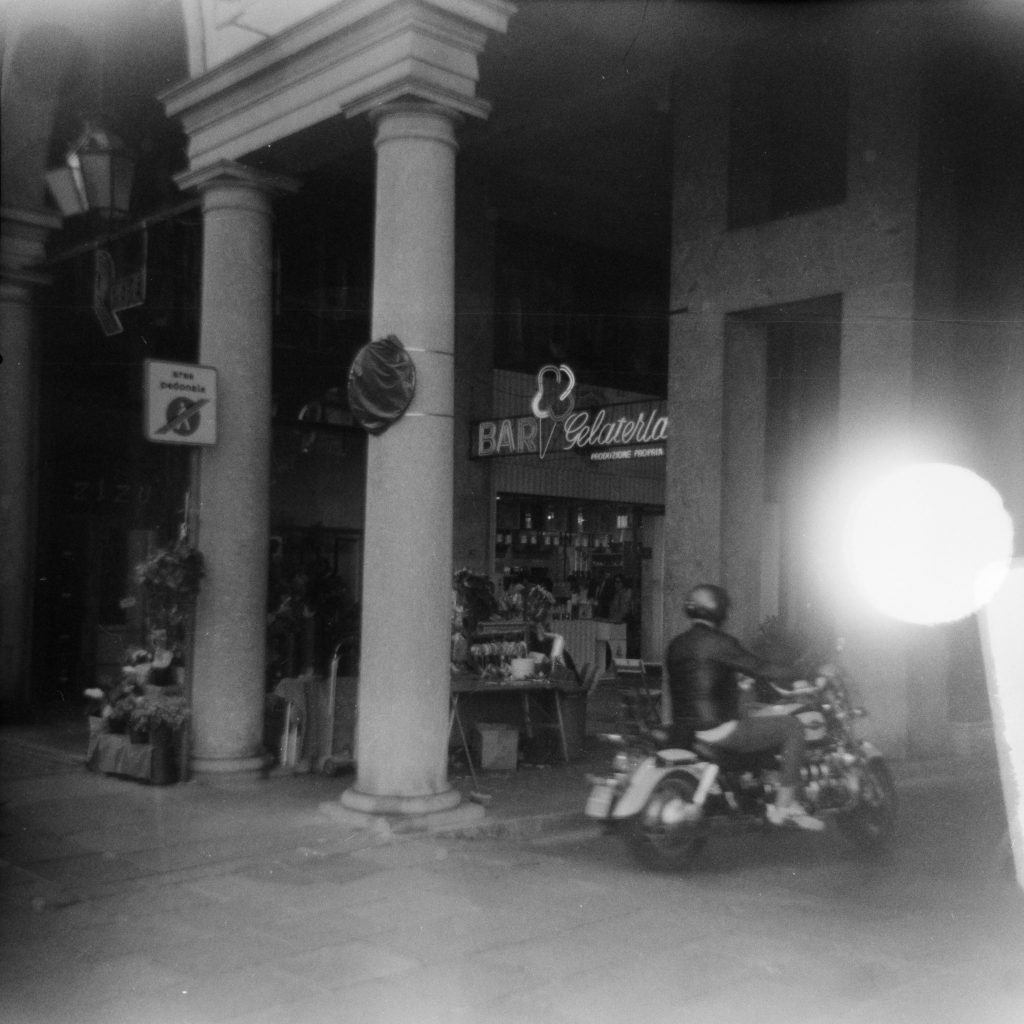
<box><xmin>265</xmin><ymin>904</ymin><xmax>393</xmax><ymax>948</ymax></box>
<box><xmin>275</xmin><ymin>938</ymin><xmax>421</xmax><ymax>990</ymax></box>
<box><xmin>1</xmin><ymin>952</ymin><xmax>191</xmax><ymax>1022</ymax></box>
<box><xmin>146</xmin><ymin>963</ymin><xmax>320</xmax><ymax>1023</ymax></box>
<box><xmin>388</xmin><ymin>958</ymin><xmax>532</xmax><ymax>1009</ymax></box>
<box><xmin>349</xmin><ymin>835</ymin><xmax>454</xmax><ymax>869</ymax></box>
<box><xmin>269</xmin><ymin>974</ymin><xmax>456</xmax><ymax>1024</ymax></box>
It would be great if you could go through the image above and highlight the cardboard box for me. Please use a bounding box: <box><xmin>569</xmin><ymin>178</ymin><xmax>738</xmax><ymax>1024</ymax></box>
<box><xmin>472</xmin><ymin>722</ymin><xmax>519</xmax><ymax>770</ymax></box>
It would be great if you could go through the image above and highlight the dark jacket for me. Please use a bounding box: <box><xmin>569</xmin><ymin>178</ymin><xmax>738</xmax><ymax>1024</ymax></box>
<box><xmin>665</xmin><ymin>621</ymin><xmax>798</xmax><ymax>730</ymax></box>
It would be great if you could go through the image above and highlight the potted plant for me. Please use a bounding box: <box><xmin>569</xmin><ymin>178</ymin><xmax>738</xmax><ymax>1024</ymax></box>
<box><xmin>130</xmin><ymin>694</ymin><xmax>191</xmax><ymax>782</ymax></box>
<box><xmin>133</xmin><ymin>539</ymin><xmax>204</xmax><ymax>689</ymax></box>
<box><xmin>104</xmin><ymin>675</ymin><xmax>146</xmax><ymax>735</ymax></box>
<box><xmin>266</xmin><ymin>552</ymin><xmax>354</xmax><ymax>681</ymax></box>
<box><xmin>135</xmin><ymin>540</ymin><xmax>204</xmax><ymax>632</ymax></box>
<box><xmin>452</xmin><ymin>568</ymin><xmax>499</xmax><ymax>635</ymax></box>
<box><xmin>85</xmin><ymin>655</ymin><xmax>193</xmax><ymax>784</ymax></box>
<box><xmin>128</xmin><ymin>694</ymin><xmax>192</xmax><ymax>738</ymax></box>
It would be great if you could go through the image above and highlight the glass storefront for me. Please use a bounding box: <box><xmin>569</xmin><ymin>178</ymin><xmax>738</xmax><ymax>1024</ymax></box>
<box><xmin>493</xmin><ymin>493</ymin><xmax>663</xmax><ymax>658</ymax></box>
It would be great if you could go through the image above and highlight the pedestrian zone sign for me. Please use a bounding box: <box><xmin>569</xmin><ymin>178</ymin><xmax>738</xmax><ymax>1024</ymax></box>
<box><xmin>144</xmin><ymin>360</ymin><xmax>218</xmax><ymax>446</ymax></box>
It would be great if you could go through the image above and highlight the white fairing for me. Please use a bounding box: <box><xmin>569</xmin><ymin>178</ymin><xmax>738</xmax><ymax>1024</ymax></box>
<box><xmin>611</xmin><ymin>759</ymin><xmax>705</xmax><ymax>818</ymax></box>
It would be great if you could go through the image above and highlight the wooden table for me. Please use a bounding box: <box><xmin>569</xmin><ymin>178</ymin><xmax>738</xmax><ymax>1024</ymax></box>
<box><xmin>450</xmin><ymin>675</ymin><xmax>581</xmax><ymax>764</ymax></box>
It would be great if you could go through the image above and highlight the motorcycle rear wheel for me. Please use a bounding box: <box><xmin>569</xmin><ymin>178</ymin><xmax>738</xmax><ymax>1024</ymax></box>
<box><xmin>623</xmin><ymin>773</ymin><xmax>708</xmax><ymax>871</ymax></box>
<box><xmin>837</xmin><ymin>758</ymin><xmax>897</xmax><ymax>852</ymax></box>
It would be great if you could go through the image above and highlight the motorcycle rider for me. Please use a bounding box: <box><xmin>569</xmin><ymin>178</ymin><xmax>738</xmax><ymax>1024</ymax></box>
<box><xmin>664</xmin><ymin>584</ymin><xmax>825</xmax><ymax>831</ymax></box>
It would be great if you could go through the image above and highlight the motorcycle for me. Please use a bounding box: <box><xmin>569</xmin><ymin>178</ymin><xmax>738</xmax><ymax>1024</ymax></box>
<box><xmin>584</xmin><ymin>641</ymin><xmax>897</xmax><ymax>870</ymax></box>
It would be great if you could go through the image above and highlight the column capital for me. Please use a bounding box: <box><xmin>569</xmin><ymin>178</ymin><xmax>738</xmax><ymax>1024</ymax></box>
<box><xmin>174</xmin><ymin>160</ymin><xmax>301</xmax><ymax>199</ymax></box>
<box><xmin>163</xmin><ymin>0</ymin><xmax>514</xmax><ymax>170</ymax></box>
<box><xmin>344</xmin><ymin>81</ymin><xmax>488</xmax><ymax>125</ymax></box>
<box><xmin>1</xmin><ymin>205</ymin><xmax>61</xmax><ymax>286</ymax></box>
<box><xmin>369</xmin><ymin>102</ymin><xmax>462</xmax><ymax>152</ymax></box>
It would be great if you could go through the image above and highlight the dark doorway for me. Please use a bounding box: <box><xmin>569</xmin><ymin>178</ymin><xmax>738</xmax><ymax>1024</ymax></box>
<box><xmin>732</xmin><ymin>294</ymin><xmax>842</xmax><ymax>642</ymax></box>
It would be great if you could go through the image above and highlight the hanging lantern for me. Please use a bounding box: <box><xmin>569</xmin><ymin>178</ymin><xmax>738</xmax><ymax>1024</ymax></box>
<box><xmin>46</xmin><ymin>121</ymin><xmax>135</xmax><ymax>223</ymax></box>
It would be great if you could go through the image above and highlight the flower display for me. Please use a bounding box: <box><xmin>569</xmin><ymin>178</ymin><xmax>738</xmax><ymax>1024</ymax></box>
<box><xmin>129</xmin><ymin>694</ymin><xmax>192</xmax><ymax>733</ymax></box>
<box><xmin>451</xmin><ymin>570</ymin><xmax>559</xmax><ymax>680</ymax></box>
<box><xmin>452</xmin><ymin>569</ymin><xmax>554</xmax><ymax>632</ymax></box>
<box><xmin>452</xmin><ymin>568</ymin><xmax>499</xmax><ymax>633</ymax></box>
<box><xmin>97</xmin><ymin>674</ymin><xmax>145</xmax><ymax>733</ymax></box>
<box><xmin>84</xmin><ymin>644</ymin><xmax>192</xmax><ymax>737</ymax></box>
<box><xmin>523</xmin><ymin>584</ymin><xmax>555</xmax><ymax>624</ymax></box>
<box><xmin>135</xmin><ymin>541</ymin><xmax>205</xmax><ymax>630</ymax></box>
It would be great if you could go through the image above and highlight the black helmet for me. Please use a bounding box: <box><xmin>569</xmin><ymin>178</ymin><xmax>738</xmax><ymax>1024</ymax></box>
<box><xmin>684</xmin><ymin>583</ymin><xmax>730</xmax><ymax>626</ymax></box>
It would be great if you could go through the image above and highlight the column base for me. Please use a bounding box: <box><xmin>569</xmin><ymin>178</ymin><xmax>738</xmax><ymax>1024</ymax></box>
<box><xmin>339</xmin><ymin>784</ymin><xmax>462</xmax><ymax>816</ymax></box>
<box><xmin>323</xmin><ymin>791</ymin><xmax>485</xmax><ymax>835</ymax></box>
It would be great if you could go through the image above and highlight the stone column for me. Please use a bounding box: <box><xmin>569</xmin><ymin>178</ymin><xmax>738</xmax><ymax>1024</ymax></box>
<box><xmin>173</xmin><ymin>162</ymin><xmax>298</xmax><ymax>774</ymax></box>
<box><xmin>722</xmin><ymin>318</ymin><xmax>769</xmax><ymax>641</ymax></box>
<box><xmin>340</xmin><ymin>104</ymin><xmax>474</xmax><ymax>820</ymax></box>
<box><xmin>664</xmin><ymin>305</ymin><xmax>726</xmax><ymax>634</ymax></box>
<box><xmin>0</xmin><ymin>207</ymin><xmax>59</xmax><ymax>714</ymax></box>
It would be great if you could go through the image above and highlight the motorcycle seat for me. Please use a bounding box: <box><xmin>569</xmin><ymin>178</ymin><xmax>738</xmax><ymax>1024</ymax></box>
<box><xmin>655</xmin><ymin>748</ymin><xmax>700</xmax><ymax>765</ymax></box>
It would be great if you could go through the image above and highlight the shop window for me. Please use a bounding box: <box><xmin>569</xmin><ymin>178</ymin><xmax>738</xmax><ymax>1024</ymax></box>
<box><xmin>267</xmin><ymin>526</ymin><xmax>362</xmax><ymax>683</ymax></box>
<box><xmin>271</xmin><ymin>178</ymin><xmax>373</xmax><ymax>420</ymax></box>
<box><xmin>728</xmin><ymin>41</ymin><xmax>849</xmax><ymax>228</ymax></box>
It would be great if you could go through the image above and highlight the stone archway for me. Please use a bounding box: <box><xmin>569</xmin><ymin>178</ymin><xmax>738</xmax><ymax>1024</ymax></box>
<box><xmin>0</xmin><ymin>19</ymin><xmax>85</xmax><ymax>712</ymax></box>
<box><xmin>0</xmin><ymin>0</ymin><xmax>192</xmax><ymax>713</ymax></box>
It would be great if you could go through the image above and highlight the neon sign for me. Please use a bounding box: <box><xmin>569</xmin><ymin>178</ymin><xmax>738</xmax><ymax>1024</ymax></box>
<box><xmin>472</xmin><ymin>364</ymin><xmax>668</xmax><ymax>461</ymax></box>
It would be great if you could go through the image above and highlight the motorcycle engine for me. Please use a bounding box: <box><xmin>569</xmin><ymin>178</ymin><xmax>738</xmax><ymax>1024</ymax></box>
<box><xmin>797</xmin><ymin>709</ymin><xmax>828</xmax><ymax>744</ymax></box>
<box><xmin>801</xmin><ymin>752</ymin><xmax>858</xmax><ymax>810</ymax></box>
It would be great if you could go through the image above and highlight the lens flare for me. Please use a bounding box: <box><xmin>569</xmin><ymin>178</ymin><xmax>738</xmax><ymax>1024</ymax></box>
<box><xmin>843</xmin><ymin>463</ymin><xmax>1013</xmax><ymax>624</ymax></box>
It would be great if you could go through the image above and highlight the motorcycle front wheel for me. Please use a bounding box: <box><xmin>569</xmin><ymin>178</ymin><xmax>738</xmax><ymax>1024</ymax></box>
<box><xmin>623</xmin><ymin>773</ymin><xmax>708</xmax><ymax>871</ymax></box>
<box><xmin>837</xmin><ymin>758</ymin><xmax>897</xmax><ymax>852</ymax></box>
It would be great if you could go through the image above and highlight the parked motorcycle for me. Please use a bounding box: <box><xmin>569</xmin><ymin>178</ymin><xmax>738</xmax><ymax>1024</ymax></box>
<box><xmin>585</xmin><ymin>641</ymin><xmax>897</xmax><ymax>870</ymax></box>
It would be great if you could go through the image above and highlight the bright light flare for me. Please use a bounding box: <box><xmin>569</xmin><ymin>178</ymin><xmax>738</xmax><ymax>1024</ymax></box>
<box><xmin>843</xmin><ymin>463</ymin><xmax>1013</xmax><ymax>624</ymax></box>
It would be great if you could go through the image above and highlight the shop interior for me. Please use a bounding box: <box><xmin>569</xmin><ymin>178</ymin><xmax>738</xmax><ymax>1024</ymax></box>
<box><xmin>492</xmin><ymin>493</ymin><xmax>660</xmax><ymax>624</ymax></box>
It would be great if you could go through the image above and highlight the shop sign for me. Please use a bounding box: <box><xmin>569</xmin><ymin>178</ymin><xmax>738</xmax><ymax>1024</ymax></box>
<box><xmin>471</xmin><ymin>363</ymin><xmax>668</xmax><ymax>462</ymax></box>
<box><xmin>143</xmin><ymin>359</ymin><xmax>218</xmax><ymax>446</ymax></box>
<box><xmin>93</xmin><ymin>231</ymin><xmax>147</xmax><ymax>337</ymax></box>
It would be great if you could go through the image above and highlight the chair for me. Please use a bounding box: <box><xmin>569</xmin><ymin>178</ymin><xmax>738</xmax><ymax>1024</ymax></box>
<box><xmin>613</xmin><ymin>657</ymin><xmax>663</xmax><ymax>733</ymax></box>
<box><xmin>570</xmin><ymin>658</ymin><xmax>600</xmax><ymax>696</ymax></box>
<box><xmin>571</xmin><ymin>660</ymin><xmax>619</xmax><ymax>734</ymax></box>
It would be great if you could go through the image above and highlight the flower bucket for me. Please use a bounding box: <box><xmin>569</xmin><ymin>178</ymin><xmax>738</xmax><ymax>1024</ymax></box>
<box><xmin>149</xmin><ymin>723</ymin><xmax>178</xmax><ymax>786</ymax></box>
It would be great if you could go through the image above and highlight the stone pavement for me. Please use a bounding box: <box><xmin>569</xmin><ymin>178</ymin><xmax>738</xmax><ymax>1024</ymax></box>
<box><xmin>1</xmin><ymin>715</ymin><xmax>1021</xmax><ymax>1024</ymax></box>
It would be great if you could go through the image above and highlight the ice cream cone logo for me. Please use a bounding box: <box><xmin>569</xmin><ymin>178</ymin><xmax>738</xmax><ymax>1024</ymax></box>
<box><xmin>530</xmin><ymin>364</ymin><xmax>576</xmax><ymax>460</ymax></box>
